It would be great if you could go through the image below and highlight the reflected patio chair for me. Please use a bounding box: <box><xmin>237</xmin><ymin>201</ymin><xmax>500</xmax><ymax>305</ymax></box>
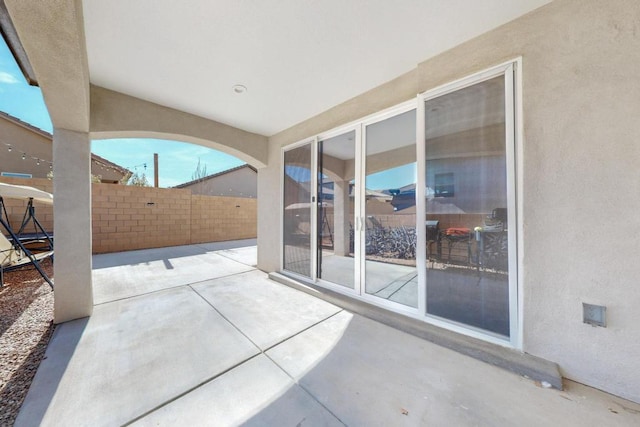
<box><xmin>475</xmin><ymin>207</ymin><xmax>509</xmax><ymax>272</ymax></box>
<box><xmin>438</xmin><ymin>227</ymin><xmax>472</xmax><ymax>264</ymax></box>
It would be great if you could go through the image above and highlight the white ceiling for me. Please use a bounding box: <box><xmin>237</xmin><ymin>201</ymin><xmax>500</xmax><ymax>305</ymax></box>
<box><xmin>83</xmin><ymin>0</ymin><xmax>550</xmax><ymax>136</ymax></box>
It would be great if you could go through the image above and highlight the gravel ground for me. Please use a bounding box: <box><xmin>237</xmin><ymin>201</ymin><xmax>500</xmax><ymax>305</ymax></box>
<box><xmin>0</xmin><ymin>260</ymin><xmax>54</xmax><ymax>426</ymax></box>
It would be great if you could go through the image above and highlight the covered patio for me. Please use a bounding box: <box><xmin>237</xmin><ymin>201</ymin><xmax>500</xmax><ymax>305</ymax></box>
<box><xmin>3</xmin><ymin>0</ymin><xmax>640</xmax><ymax>409</ymax></box>
<box><xmin>16</xmin><ymin>241</ymin><xmax>639</xmax><ymax>425</ymax></box>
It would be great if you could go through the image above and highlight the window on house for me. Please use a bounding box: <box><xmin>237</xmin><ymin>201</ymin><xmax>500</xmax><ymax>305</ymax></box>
<box><xmin>434</xmin><ymin>173</ymin><xmax>454</xmax><ymax>197</ymax></box>
<box><xmin>1</xmin><ymin>172</ymin><xmax>32</xmax><ymax>178</ymax></box>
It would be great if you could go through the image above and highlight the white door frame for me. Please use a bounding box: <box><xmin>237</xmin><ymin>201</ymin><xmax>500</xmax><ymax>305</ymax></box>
<box><xmin>359</xmin><ymin>100</ymin><xmax>420</xmax><ymax>317</ymax></box>
<box><xmin>280</xmin><ymin>58</ymin><xmax>523</xmax><ymax>349</ymax></box>
<box><xmin>417</xmin><ymin>58</ymin><xmax>521</xmax><ymax>348</ymax></box>
<box><xmin>280</xmin><ymin>137</ymin><xmax>317</xmax><ymax>283</ymax></box>
<box><xmin>315</xmin><ymin>124</ymin><xmax>362</xmax><ymax>296</ymax></box>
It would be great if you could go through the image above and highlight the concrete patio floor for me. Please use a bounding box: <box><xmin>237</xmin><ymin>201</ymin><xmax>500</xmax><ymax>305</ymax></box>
<box><xmin>17</xmin><ymin>241</ymin><xmax>640</xmax><ymax>426</ymax></box>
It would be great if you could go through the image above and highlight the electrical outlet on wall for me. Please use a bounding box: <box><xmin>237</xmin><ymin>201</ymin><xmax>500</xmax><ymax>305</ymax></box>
<box><xmin>583</xmin><ymin>303</ymin><xmax>606</xmax><ymax>327</ymax></box>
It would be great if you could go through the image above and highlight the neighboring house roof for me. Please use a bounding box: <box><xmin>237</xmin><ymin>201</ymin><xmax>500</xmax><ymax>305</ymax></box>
<box><xmin>174</xmin><ymin>164</ymin><xmax>257</xmax><ymax>188</ymax></box>
<box><xmin>0</xmin><ymin>110</ymin><xmax>130</xmax><ymax>180</ymax></box>
<box><xmin>89</xmin><ymin>152</ymin><xmax>130</xmax><ymax>177</ymax></box>
<box><xmin>0</xmin><ymin>110</ymin><xmax>50</xmax><ymax>138</ymax></box>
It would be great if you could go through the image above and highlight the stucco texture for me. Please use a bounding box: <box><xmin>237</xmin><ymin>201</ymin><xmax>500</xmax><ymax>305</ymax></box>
<box><xmin>261</xmin><ymin>0</ymin><xmax>640</xmax><ymax>402</ymax></box>
<box><xmin>514</xmin><ymin>1</ymin><xmax>640</xmax><ymax>403</ymax></box>
<box><xmin>89</xmin><ymin>86</ymin><xmax>268</xmax><ymax>168</ymax></box>
<box><xmin>5</xmin><ymin>0</ymin><xmax>90</xmax><ymax>132</ymax></box>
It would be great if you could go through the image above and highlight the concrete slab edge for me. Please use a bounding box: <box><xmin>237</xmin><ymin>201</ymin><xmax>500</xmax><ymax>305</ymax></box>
<box><xmin>268</xmin><ymin>272</ymin><xmax>563</xmax><ymax>390</ymax></box>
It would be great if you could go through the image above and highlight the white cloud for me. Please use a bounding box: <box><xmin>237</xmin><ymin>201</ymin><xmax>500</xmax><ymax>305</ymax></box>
<box><xmin>0</xmin><ymin>71</ymin><xmax>19</xmax><ymax>84</ymax></box>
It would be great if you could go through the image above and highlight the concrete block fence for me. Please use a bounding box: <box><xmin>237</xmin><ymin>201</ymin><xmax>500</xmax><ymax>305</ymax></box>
<box><xmin>0</xmin><ymin>177</ymin><xmax>257</xmax><ymax>254</ymax></box>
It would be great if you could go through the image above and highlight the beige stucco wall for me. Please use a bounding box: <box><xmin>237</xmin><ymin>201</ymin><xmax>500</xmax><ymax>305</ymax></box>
<box><xmin>0</xmin><ymin>114</ymin><xmax>126</xmax><ymax>182</ymax></box>
<box><xmin>0</xmin><ymin>116</ymin><xmax>53</xmax><ymax>178</ymax></box>
<box><xmin>260</xmin><ymin>0</ymin><xmax>640</xmax><ymax>402</ymax></box>
<box><xmin>89</xmin><ymin>85</ymin><xmax>269</xmax><ymax>168</ymax></box>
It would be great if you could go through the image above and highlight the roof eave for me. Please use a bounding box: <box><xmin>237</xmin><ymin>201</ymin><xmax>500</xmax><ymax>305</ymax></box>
<box><xmin>0</xmin><ymin>1</ymin><xmax>38</xmax><ymax>86</ymax></box>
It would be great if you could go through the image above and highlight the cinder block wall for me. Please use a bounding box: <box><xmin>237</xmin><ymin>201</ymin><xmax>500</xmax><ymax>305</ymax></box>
<box><xmin>0</xmin><ymin>177</ymin><xmax>257</xmax><ymax>253</ymax></box>
<box><xmin>92</xmin><ymin>184</ymin><xmax>193</xmax><ymax>253</ymax></box>
<box><xmin>0</xmin><ymin>177</ymin><xmax>54</xmax><ymax>232</ymax></box>
<box><xmin>190</xmin><ymin>194</ymin><xmax>257</xmax><ymax>244</ymax></box>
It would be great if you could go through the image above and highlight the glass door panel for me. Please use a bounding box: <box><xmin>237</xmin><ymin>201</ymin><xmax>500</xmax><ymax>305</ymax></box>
<box><xmin>283</xmin><ymin>144</ymin><xmax>313</xmax><ymax>278</ymax></box>
<box><xmin>424</xmin><ymin>75</ymin><xmax>511</xmax><ymax>336</ymax></box>
<box><xmin>364</xmin><ymin>109</ymin><xmax>418</xmax><ymax>308</ymax></box>
<box><xmin>317</xmin><ymin>130</ymin><xmax>356</xmax><ymax>289</ymax></box>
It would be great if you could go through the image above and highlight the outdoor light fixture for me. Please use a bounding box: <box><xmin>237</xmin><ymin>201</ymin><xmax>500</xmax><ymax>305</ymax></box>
<box><xmin>7</xmin><ymin>145</ymin><xmax>11</xmax><ymax>152</ymax></box>
<box><xmin>21</xmin><ymin>153</ymin><xmax>26</xmax><ymax>160</ymax></box>
<box><xmin>232</xmin><ymin>84</ymin><xmax>247</xmax><ymax>94</ymax></box>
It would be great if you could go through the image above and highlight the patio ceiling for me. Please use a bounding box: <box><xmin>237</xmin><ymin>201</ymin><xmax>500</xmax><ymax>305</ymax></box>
<box><xmin>82</xmin><ymin>0</ymin><xmax>550</xmax><ymax>136</ymax></box>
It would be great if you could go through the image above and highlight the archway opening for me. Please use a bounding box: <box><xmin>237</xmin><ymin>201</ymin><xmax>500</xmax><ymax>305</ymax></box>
<box><xmin>90</xmin><ymin>137</ymin><xmax>258</xmax><ymax>255</ymax></box>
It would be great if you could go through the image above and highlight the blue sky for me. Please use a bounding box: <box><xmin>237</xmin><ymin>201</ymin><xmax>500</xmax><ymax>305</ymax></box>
<box><xmin>91</xmin><ymin>139</ymin><xmax>243</xmax><ymax>187</ymax></box>
<box><xmin>0</xmin><ymin>38</ymin><xmax>243</xmax><ymax>187</ymax></box>
<box><xmin>286</xmin><ymin>162</ymin><xmax>416</xmax><ymax>192</ymax></box>
<box><xmin>0</xmin><ymin>41</ymin><xmax>52</xmax><ymax>131</ymax></box>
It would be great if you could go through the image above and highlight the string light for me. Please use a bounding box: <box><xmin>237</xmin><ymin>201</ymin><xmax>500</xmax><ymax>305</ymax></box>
<box><xmin>92</xmin><ymin>158</ymin><xmax>131</xmax><ymax>175</ymax></box>
<box><xmin>128</xmin><ymin>162</ymin><xmax>147</xmax><ymax>171</ymax></box>
<box><xmin>2</xmin><ymin>141</ymin><xmax>129</xmax><ymax>175</ymax></box>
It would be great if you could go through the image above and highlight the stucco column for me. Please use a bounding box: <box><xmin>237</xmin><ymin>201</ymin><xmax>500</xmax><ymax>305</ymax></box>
<box><xmin>257</xmin><ymin>165</ymin><xmax>281</xmax><ymax>272</ymax></box>
<box><xmin>53</xmin><ymin>128</ymin><xmax>93</xmax><ymax>322</ymax></box>
<box><xmin>333</xmin><ymin>180</ymin><xmax>351</xmax><ymax>256</ymax></box>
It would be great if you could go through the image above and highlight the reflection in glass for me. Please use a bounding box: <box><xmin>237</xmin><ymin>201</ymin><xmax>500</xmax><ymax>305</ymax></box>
<box><xmin>283</xmin><ymin>144</ymin><xmax>312</xmax><ymax>277</ymax></box>
<box><xmin>317</xmin><ymin>131</ymin><xmax>356</xmax><ymax>288</ymax></box>
<box><xmin>425</xmin><ymin>75</ymin><xmax>510</xmax><ymax>336</ymax></box>
<box><xmin>364</xmin><ymin>109</ymin><xmax>418</xmax><ymax>308</ymax></box>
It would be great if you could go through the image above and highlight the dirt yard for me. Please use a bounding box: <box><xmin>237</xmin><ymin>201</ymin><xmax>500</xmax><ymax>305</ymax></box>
<box><xmin>0</xmin><ymin>260</ymin><xmax>54</xmax><ymax>426</ymax></box>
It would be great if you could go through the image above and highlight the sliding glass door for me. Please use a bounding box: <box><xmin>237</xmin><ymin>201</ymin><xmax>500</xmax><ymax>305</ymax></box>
<box><xmin>317</xmin><ymin>130</ymin><xmax>357</xmax><ymax>289</ymax></box>
<box><xmin>282</xmin><ymin>61</ymin><xmax>518</xmax><ymax>344</ymax></box>
<box><xmin>422</xmin><ymin>67</ymin><xmax>515</xmax><ymax>338</ymax></box>
<box><xmin>283</xmin><ymin>143</ymin><xmax>314</xmax><ymax>278</ymax></box>
<box><xmin>363</xmin><ymin>108</ymin><xmax>418</xmax><ymax>309</ymax></box>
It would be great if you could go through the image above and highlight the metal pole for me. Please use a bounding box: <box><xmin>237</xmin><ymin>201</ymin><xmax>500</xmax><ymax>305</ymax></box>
<box><xmin>154</xmin><ymin>153</ymin><xmax>159</xmax><ymax>187</ymax></box>
<box><xmin>0</xmin><ymin>215</ymin><xmax>53</xmax><ymax>289</ymax></box>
